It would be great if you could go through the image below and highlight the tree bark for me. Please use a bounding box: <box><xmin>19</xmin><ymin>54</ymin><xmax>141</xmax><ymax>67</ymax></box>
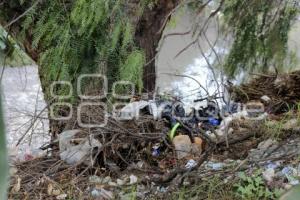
<box><xmin>135</xmin><ymin>0</ymin><xmax>179</xmax><ymax>92</ymax></box>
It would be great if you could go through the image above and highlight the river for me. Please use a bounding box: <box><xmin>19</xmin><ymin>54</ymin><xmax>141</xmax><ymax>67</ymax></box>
<box><xmin>0</xmin><ymin>65</ymin><xmax>49</xmax><ymax>160</ymax></box>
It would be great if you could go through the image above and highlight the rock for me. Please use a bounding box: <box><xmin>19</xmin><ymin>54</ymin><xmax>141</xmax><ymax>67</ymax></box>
<box><xmin>173</xmin><ymin>135</ymin><xmax>192</xmax><ymax>159</ymax></box>
<box><xmin>263</xmin><ymin>168</ymin><xmax>275</xmax><ymax>182</ymax></box>
<box><xmin>129</xmin><ymin>175</ymin><xmax>138</xmax><ymax>185</ymax></box>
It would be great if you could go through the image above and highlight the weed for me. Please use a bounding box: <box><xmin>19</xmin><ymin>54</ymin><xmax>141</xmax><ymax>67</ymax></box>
<box><xmin>170</xmin><ymin>176</ymin><xmax>237</xmax><ymax>200</ymax></box>
<box><xmin>234</xmin><ymin>170</ymin><xmax>282</xmax><ymax>200</ymax></box>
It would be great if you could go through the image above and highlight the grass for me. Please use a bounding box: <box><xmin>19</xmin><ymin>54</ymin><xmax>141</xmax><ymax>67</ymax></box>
<box><xmin>234</xmin><ymin>170</ymin><xmax>283</xmax><ymax>200</ymax></box>
<box><xmin>263</xmin><ymin>107</ymin><xmax>300</xmax><ymax>139</ymax></box>
<box><xmin>169</xmin><ymin>176</ymin><xmax>237</xmax><ymax>200</ymax></box>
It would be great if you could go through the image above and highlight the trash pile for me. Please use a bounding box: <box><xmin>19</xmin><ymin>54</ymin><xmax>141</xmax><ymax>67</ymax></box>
<box><xmin>9</xmin><ymin>71</ymin><xmax>300</xmax><ymax>199</ymax></box>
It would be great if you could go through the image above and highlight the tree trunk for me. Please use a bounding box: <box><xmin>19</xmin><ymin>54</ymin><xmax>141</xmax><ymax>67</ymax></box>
<box><xmin>135</xmin><ymin>0</ymin><xmax>179</xmax><ymax>92</ymax></box>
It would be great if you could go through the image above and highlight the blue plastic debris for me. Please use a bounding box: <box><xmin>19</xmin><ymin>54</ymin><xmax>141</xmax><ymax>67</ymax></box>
<box><xmin>208</xmin><ymin>117</ymin><xmax>220</xmax><ymax>126</ymax></box>
<box><xmin>152</xmin><ymin>149</ymin><xmax>160</xmax><ymax>156</ymax></box>
<box><xmin>152</xmin><ymin>144</ymin><xmax>160</xmax><ymax>156</ymax></box>
<box><xmin>266</xmin><ymin>162</ymin><xmax>279</xmax><ymax>170</ymax></box>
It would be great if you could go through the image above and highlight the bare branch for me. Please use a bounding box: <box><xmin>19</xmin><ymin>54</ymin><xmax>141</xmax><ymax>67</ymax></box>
<box><xmin>4</xmin><ymin>0</ymin><xmax>41</xmax><ymax>29</ymax></box>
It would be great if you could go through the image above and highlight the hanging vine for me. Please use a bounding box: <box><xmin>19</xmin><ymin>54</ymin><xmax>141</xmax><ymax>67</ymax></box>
<box><xmin>223</xmin><ymin>0</ymin><xmax>299</xmax><ymax>77</ymax></box>
<box><xmin>12</xmin><ymin>0</ymin><xmax>154</xmax><ymax>99</ymax></box>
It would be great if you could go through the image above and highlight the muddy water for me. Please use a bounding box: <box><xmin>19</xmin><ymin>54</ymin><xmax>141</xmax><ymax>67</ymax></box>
<box><xmin>156</xmin><ymin>7</ymin><xmax>230</xmax><ymax>104</ymax></box>
<box><xmin>156</xmin><ymin>9</ymin><xmax>300</xmax><ymax>104</ymax></box>
<box><xmin>0</xmin><ymin>65</ymin><xmax>49</xmax><ymax>160</ymax></box>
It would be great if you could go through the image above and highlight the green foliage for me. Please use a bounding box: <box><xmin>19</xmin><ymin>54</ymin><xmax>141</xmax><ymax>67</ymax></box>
<box><xmin>170</xmin><ymin>176</ymin><xmax>237</xmax><ymax>200</ymax></box>
<box><xmin>119</xmin><ymin>184</ymin><xmax>138</xmax><ymax>200</ymax></box>
<box><xmin>120</xmin><ymin>50</ymin><xmax>145</xmax><ymax>93</ymax></box>
<box><xmin>264</xmin><ymin>106</ymin><xmax>300</xmax><ymax>139</ymax></box>
<box><xmin>223</xmin><ymin>0</ymin><xmax>300</xmax><ymax>77</ymax></box>
<box><xmin>235</xmin><ymin>171</ymin><xmax>282</xmax><ymax>200</ymax></box>
<box><xmin>0</xmin><ymin>26</ymin><xmax>32</xmax><ymax>66</ymax></box>
<box><xmin>19</xmin><ymin>0</ymin><xmax>150</xmax><ymax>99</ymax></box>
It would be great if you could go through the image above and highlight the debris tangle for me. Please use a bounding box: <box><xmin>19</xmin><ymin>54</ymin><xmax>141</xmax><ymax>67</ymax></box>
<box><xmin>232</xmin><ymin>70</ymin><xmax>300</xmax><ymax>114</ymax></box>
<box><xmin>9</xmin><ymin>70</ymin><xmax>300</xmax><ymax>199</ymax></box>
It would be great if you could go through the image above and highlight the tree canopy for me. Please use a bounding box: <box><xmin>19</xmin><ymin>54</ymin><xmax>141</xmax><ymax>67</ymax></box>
<box><xmin>0</xmin><ymin>0</ymin><xmax>299</xmax><ymax>97</ymax></box>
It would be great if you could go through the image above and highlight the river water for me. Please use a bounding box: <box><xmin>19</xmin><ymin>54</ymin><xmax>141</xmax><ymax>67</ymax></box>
<box><xmin>156</xmin><ymin>6</ymin><xmax>230</xmax><ymax>106</ymax></box>
<box><xmin>156</xmin><ymin>7</ymin><xmax>300</xmax><ymax>105</ymax></box>
<box><xmin>0</xmin><ymin>65</ymin><xmax>49</xmax><ymax>160</ymax></box>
